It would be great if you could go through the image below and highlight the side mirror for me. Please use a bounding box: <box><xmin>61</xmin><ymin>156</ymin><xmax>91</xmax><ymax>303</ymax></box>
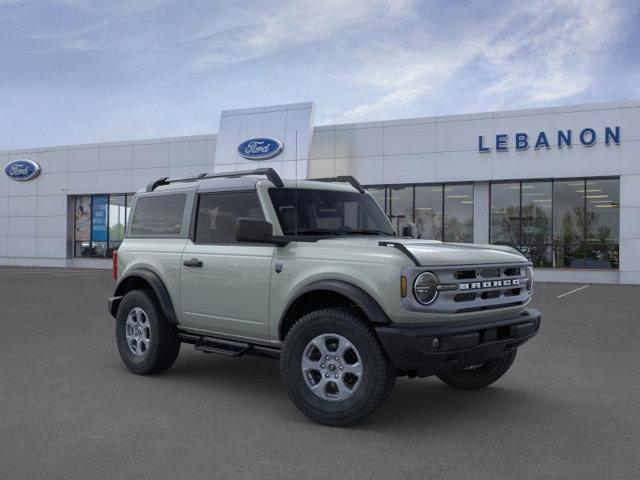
<box><xmin>236</xmin><ymin>218</ymin><xmax>274</xmax><ymax>243</ymax></box>
<box><xmin>401</xmin><ymin>222</ymin><xmax>417</xmax><ymax>238</ymax></box>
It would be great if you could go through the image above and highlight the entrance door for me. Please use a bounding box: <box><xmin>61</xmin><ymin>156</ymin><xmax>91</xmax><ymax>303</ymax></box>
<box><xmin>180</xmin><ymin>190</ymin><xmax>274</xmax><ymax>340</ymax></box>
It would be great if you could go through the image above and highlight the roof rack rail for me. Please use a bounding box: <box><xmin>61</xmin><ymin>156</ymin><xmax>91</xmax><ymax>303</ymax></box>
<box><xmin>310</xmin><ymin>175</ymin><xmax>365</xmax><ymax>193</ymax></box>
<box><xmin>146</xmin><ymin>167</ymin><xmax>284</xmax><ymax>192</ymax></box>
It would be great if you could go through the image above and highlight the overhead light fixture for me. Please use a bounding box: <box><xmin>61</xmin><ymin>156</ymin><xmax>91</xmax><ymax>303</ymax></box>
<box><xmin>575</xmin><ymin>189</ymin><xmax>603</xmax><ymax>193</ymax></box>
<box><xmin>585</xmin><ymin>195</ymin><xmax>609</xmax><ymax>199</ymax></box>
<box><xmin>532</xmin><ymin>199</ymin><xmax>552</xmax><ymax>202</ymax></box>
<box><xmin>461</xmin><ymin>201</ymin><xmax>474</xmax><ymax>204</ymax></box>
<box><xmin>594</xmin><ymin>204</ymin><xmax>618</xmax><ymax>208</ymax></box>
<box><xmin>445</xmin><ymin>195</ymin><xmax>470</xmax><ymax>199</ymax></box>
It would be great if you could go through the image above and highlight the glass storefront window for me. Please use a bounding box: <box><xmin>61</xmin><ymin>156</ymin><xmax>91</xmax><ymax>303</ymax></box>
<box><xmin>444</xmin><ymin>184</ymin><xmax>473</xmax><ymax>243</ymax></box>
<box><xmin>388</xmin><ymin>186</ymin><xmax>413</xmax><ymax>234</ymax></box>
<box><xmin>74</xmin><ymin>196</ymin><xmax>92</xmax><ymax>257</ymax></box>
<box><xmin>553</xmin><ymin>180</ymin><xmax>587</xmax><ymax>267</ymax></box>
<box><xmin>490</xmin><ymin>183</ymin><xmax>520</xmax><ymax>247</ymax></box>
<box><xmin>414</xmin><ymin>185</ymin><xmax>442</xmax><ymax>240</ymax></box>
<box><xmin>490</xmin><ymin>177</ymin><xmax>620</xmax><ymax>269</ymax></box>
<box><xmin>365</xmin><ymin>183</ymin><xmax>474</xmax><ymax>242</ymax></box>
<box><xmin>108</xmin><ymin>195</ymin><xmax>126</xmax><ymax>256</ymax></box>
<box><xmin>585</xmin><ymin>178</ymin><xmax>619</xmax><ymax>269</ymax></box>
<box><xmin>521</xmin><ymin>181</ymin><xmax>552</xmax><ymax>267</ymax></box>
<box><xmin>73</xmin><ymin>193</ymin><xmax>133</xmax><ymax>259</ymax></box>
<box><xmin>367</xmin><ymin>187</ymin><xmax>386</xmax><ymax>214</ymax></box>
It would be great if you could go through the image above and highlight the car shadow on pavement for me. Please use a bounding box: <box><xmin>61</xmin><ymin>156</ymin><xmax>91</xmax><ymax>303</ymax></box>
<box><xmin>138</xmin><ymin>349</ymin><xmax>557</xmax><ymax>431</ymax></box>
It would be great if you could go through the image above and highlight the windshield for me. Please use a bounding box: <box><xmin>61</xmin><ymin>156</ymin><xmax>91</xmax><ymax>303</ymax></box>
<box><xmin>268</xmin><ymin>188</ymin><xmax>396</xmax><ymax>237</ymax></box>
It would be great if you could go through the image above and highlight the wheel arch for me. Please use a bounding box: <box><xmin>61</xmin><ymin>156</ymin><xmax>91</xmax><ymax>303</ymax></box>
<box><xmin>278</xmin><ymin>280</ymin><xmax>390</xmax><ymax>341</ymax></box>
<box><xmin>110</xmin><ymin>268</ymin><xmax>179</xmax><ymax>325</ymax></box>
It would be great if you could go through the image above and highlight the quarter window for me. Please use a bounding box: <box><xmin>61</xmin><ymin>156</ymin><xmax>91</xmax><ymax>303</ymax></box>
<box><xmin>194</xmin><ymin>192</ymin><xmax>264</xmax><ymax>244</ymax></box>
<box><xmin>130</xmin><ymin>194</ymin><xmax>186</xmax><ymax>236</ymax></box>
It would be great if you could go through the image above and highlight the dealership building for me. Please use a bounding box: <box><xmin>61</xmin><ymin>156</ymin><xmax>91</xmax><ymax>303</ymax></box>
<box><xmin>1</xmin><ymin>100</ymin><xmax>639</xmax><ymax>284</ymax></box>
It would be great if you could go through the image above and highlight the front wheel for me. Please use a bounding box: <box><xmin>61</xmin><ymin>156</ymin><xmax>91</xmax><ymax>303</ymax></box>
<box><xmin>280</xmin><ymin>308</ymin><xmax>396</xmax><ymax>427</ymax></box>
<box><xmin>436</xmin><ymin>349</ymin><xmax>517</xmax><ymax>389</ymax></box>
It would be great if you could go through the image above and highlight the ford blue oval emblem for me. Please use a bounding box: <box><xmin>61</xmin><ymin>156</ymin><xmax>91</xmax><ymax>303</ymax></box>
<box><xmin>237</xmin><ymin>137</ymin><xmax>283</xmax><ymax>160</ymax></box>
<box><xmin>4</xmin><ymin>159</ymin><xmax>41</xmax><ymax>181</ymax></box>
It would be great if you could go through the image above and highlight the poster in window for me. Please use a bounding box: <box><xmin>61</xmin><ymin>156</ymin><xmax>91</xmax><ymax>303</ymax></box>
<box><xmin>92</xmin><ymin>194</ymin><xmax>108</xmax><ymax>242</ymax></box>
<box><xmin>75</xmin><ymin>196</ymin><xmax>91</xmax><ymax>241</ymax></box>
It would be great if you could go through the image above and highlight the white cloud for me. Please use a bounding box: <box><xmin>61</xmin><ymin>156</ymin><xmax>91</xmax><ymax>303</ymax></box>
<box><xmin>482</xmin><ymin>0</ymin><xmax>621</xmax><ymax>105</ymax></box>
<box><xmin>335</xmin><ymin>0</ymin><xmax>625</xmax><ymax>122</ymax></box>
<box><xmin>191</xmin><ymin>0</ymin><xmax>413</xmax><ymax>69</ymax></box>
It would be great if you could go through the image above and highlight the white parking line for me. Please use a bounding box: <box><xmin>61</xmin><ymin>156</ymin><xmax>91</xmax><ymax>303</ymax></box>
<box><xmin>557</xmin><ymin>284</ymin><xmax>590</xmax><ymax>298</ymax></box>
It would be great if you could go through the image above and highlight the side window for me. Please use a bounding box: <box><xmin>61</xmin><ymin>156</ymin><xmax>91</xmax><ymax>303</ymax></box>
<box><xmin>195</xmin><ymin>191</ymin><xmax>264</xmax><ymax>244</ymax></box>
<box><xmin>130</xmin><ymin>194</ymin><xmax>186</xmax><ymax>236</ymax></box>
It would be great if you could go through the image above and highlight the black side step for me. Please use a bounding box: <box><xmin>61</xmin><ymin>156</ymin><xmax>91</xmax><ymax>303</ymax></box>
<box><xmin>178</xmin><ymin>333</ymin><xmax>280</xmax><ymax>359</ymax></box>
<box><xmin>194</xmin><ymin>341</ymin><xmax>250</xmax><ymax>357</ymax></box>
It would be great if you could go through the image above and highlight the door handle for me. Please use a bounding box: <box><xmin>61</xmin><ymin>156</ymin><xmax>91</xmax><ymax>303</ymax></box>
<box><xmin>183</xmin><ymin>258</ymin><xmax>203</xmax><ymax>268</ymax></box>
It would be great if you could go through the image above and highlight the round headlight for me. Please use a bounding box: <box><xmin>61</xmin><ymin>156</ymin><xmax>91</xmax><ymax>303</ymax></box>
<box><xmin>414</xmin><ymin>272</ymin><xmax>439</xmax><ymax>305</ymax></box>
<box><xmin>525</xmin><ymin>266</ymin><xmax>534</xmax><ymax>292</ymax></box>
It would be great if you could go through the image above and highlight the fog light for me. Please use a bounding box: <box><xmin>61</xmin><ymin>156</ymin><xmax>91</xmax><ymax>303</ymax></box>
<box><xmin>414</xmin><ymin>271</ymin><xmax>439</xmax><ymax>305</ymax></box>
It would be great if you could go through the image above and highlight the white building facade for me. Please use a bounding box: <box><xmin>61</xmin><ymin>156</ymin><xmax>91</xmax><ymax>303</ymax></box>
<box><xmin>1</xmin><ymin>100</ymin><xmax>639</xmax><ymax>284</ymax></box>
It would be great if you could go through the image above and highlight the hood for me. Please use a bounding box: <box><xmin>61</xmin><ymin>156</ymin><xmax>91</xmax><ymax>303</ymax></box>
<box><xmin>319</xmin><ymin>237</ymin><xmax>528</xmax><ymax>266</ymax></box>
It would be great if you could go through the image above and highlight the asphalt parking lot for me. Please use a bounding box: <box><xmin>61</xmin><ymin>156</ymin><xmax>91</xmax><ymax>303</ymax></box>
<box><xmin>1</xmin><ymin>267</ymin><xmax>639</xmax><ymax>480</ymax></box>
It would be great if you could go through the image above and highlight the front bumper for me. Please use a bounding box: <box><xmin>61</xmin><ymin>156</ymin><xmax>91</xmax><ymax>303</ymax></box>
<box><xmin>375</xmin><ymin>308</ymin><xmax>541</xmax><ymax>377</ymax></box>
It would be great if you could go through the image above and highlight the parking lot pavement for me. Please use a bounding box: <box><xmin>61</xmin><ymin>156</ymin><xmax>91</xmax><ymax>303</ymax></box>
<box><xmin>1</xmin><ymin>267</ymin><xmax>639</xmax><ymax>480</ymax></box>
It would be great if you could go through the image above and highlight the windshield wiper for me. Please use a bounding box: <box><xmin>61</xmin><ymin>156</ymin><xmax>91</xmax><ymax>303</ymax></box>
<box><xmin>283</xmin><ymin>228</ymin><xmax>394</xmax><ymax>237</ymax></box>
<box><xmin>285</xmin><ymin>229</ymin><xmax>348</xmax><ymax>236</ymax></box>
<box><xmin>343</xmin><ymin>229</ymin><xmax>393</xmax><ymax>236</ymax></box>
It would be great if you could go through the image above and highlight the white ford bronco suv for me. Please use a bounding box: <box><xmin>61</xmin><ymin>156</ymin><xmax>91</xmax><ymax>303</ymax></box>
<box><xmin>108</xmin><ymin>168</ymin><xmax>540</xmax><ymax>426</ymax></box>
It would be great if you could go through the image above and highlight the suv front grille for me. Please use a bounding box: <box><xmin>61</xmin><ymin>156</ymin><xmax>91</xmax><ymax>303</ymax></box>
<box><xmin>403</xmin><ymin>262</ymin><xmax>531</xmax><ymax>314</ymax></box>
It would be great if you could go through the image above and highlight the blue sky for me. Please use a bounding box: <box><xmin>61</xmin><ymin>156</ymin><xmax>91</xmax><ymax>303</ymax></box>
<box><xmin>1</xmin><ymin>0</ymin><xmax>639</xmax><ymax>150</ymax></box>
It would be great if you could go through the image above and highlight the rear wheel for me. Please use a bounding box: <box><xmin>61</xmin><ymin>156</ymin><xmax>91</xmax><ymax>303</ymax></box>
<box><xmin>280</xmin><ymin>308</ymin><xmax>395</xmax><ymax>426</ymax></box>
<box><xmin>436</xmin><ymin>349</ymin><xmax>517</xmax><ymax>389</ymax></box>
<box><xmin>116</xmin><ymin>289</ymin><xmax>181</xmax><ymax>375</ymax></box>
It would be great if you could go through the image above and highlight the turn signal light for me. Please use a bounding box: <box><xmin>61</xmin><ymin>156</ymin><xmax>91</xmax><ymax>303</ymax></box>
<box><xmin>400</xmin><ymin>275</ymin><xmax>407</xmax><ymax>298</ymax></box>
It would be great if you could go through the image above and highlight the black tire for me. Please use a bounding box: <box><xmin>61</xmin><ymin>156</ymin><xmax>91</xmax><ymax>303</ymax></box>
<box><xmin>436</xmin><ymin>349</ymin><xmax>517</xmax><ymax>389</ymax></box>
<box><xmin>116</xmin><ymin>289</ymin><xmax>181</xmax><ymax>375</ymax></box>
<box><xmin>280</xmin><ymin>307</ymin><xmax>396</xmax><ymax>427</ymax></box>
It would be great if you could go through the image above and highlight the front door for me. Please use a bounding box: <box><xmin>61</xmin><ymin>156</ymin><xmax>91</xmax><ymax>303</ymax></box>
<box><xmin>180</xmin><ymin>191</ymin><xmax>274</xmax><ymax>340</ymax></box>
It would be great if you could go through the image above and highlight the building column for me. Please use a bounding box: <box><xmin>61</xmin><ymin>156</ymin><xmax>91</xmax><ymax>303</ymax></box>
<box><xmin>619</xmin><ymin>173</ymin><xmax>640</xmax><ymax>284</ymax></box>
<box><xmin>473</xmin><ymin>181</ymin><xmax>489</xmax><ymax>244</ymax></box>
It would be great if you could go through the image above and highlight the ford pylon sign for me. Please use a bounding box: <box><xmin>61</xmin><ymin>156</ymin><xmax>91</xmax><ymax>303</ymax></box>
<box><xmin>4</xmin><ymin>159</ymin><xmax>41</xmax><ymax>181</ymax></box>
<box><xmin>237</xmin><ymin>137</ymin><xmax>283</xmax><ymax>160</ymax></box>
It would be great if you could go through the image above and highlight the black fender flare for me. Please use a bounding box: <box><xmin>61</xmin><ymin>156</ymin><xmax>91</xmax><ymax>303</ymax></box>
<box><xmin>280</xmin><ymin>279</ymin><xmax>390</xmax><ymax>338</ymax></box>
<box><xmin>110</xmin><ymin>268</ymin><xmax>179</xmax><ymax>325</ymax></box>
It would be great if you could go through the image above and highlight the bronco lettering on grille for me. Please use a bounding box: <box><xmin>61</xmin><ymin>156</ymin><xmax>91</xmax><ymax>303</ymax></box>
<box><xmin>459</xmin><ymin>278</ymin><xmax>520</xmax><ymax>290</ymax></box>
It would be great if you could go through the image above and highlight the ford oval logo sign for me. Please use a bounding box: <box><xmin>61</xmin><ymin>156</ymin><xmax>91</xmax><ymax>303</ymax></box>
<box><xmin>237</xmin><ymin>137</ymin><xmax>283</xmax><ymax>160</ymax></box>
<box><xmin>4</xmin><ymin>159</ymin><xmax>41</xmax><ymax>181</ymax></box>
